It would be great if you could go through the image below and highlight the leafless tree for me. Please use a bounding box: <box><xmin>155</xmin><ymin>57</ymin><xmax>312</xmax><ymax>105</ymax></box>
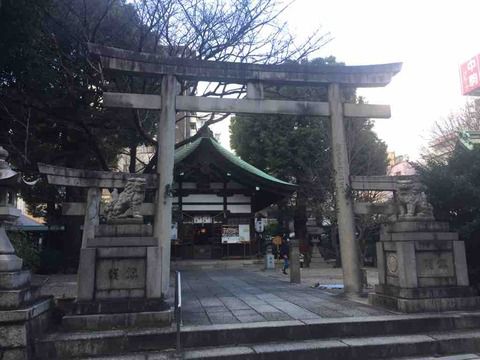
<box><xmin>119</xmin><ymin>0</ymin><xmax>332</xmax><ymax>171</ymax></box>
<box><xmin>18</xmin><ymin>0</ymin><xmax>331</xmax><ymax>173</ymax></box>
<box><xmin>424</xmin><ymin>99</ymin><xmax>480</xmax><ymax>159</ymax></box>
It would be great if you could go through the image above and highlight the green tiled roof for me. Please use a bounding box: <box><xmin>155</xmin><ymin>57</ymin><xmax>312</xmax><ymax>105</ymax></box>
<box><xmin>174</xmin><ymin>137</ymin><xmax>203</xmax><ymax>163</ymax></box>
<box><xmin>174</xmin><ymin>137</ymin><xmax>295</xmax><ymax>188</ymax></box>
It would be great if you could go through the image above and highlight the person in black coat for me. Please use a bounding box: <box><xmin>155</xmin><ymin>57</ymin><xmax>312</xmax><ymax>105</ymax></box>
<box><xmin>279</xmin><ymin>237</ymin><xmax>289</xmax><ymax>275</ymax></box>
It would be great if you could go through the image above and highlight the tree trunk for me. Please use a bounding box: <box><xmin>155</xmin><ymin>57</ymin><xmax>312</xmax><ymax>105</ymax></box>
<box><xmin>332</xmin><ymin>224</ymin><xmax>341</xmax><ymax>267</ymax></box>
<box><xmin>293</xmin><ymin>191</ymin><xmax>308</xmax><ymax>249</ymax></box>
<box><xmin>129</xmin><ymin>145</ymin><xmax>137</xmax><ymax>173</ymax></box>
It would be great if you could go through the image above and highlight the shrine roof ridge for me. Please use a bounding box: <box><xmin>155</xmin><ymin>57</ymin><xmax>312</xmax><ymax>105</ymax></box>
<box><xmin>175</xmin><ymin>137</ymin><xmax>297</xmax><ymax>189</ymax></box>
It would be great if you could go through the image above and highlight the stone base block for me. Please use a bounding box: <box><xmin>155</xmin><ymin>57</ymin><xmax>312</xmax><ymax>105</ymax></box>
<box><xmin>385</xmin><ymin>221</ymin><xmax>450</xmax><ymax>233</ymax></box>
<box><xmin>0</xmin><ymin>271</ymin><xmax>31</xmax><ymax>290</ymax></box>
<box><xmin>0</xmin><ymin>254</ymin><xmax>23</xmax><ymax>272</ymax></box>
<box><xmin>95</xmin><ymin>224</ymin><xmax>153</xmax><ymax>237</ymax></box>
<box><xmin>0</xmin><ymin>288</ymin><xmax>32</xmax><ymax>309</ymax></box>
<box><xmin>0</xmin><ymin>348</ymin><xmax>27</xmax><ymax>360</ymax></box>
<box><xmin>70</xmin><ymin>298</ymin><xmax>168</xmax><ymax>315</ymax></box>
<box><xmin>0</xmin><ymin>298</ymin><xmax>52</xmax><ymax>360</ymax></box>
<box><xmin>62</xmin><ymin>308</ymin><xmax>173</xmax><ymax>331</ymax></box>
<box><xmin>375</xmin><ymin>284</ymin><xmax>478</xmax><ymax>299</ymax></box>
<box><xmin>87</xmin><ymin>236</ymin><xmax>156</xmax><ymax>247</ymax></box>
<box><xmin>369</xmin><ymin>292</ymin><xmax>480</xmax><ymax>313</ymax></box>
<box><xmin>106</xmin><ymin>217</ymin><xmax>144</xmax><ymax>225</ymax></box>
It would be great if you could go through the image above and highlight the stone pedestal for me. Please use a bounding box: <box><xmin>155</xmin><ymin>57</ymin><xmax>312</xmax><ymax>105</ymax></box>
<box><xmin>369</xmin><ymin>220</ymin><xmax>480</xmax><ymax>312</ymax></box>
<box><xmin>73</xmin><ymin>222</ymin><xmax>171</xmax><ymax>328</ymax></box>
<box><xmin>0</xmin><ymin>218</ymin><xmax>52</xmax><ymax>359</ymax></box>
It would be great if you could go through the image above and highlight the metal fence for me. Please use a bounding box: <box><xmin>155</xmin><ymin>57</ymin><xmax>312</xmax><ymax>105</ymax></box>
<box><xmin>175</xmin><ymin>270</ymin><xmax>182</xmax><ymax>354</ymax></box>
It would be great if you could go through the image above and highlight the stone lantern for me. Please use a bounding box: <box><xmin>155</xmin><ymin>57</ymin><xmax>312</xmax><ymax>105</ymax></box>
<box><xmin>0</xmin><ymin>146</ymin><xmax>23</xmax><ymax>272</ymax></box>
<box><xmin>0</xmin><ymin>146</ymin><xmax>52</xmax><ymax>360</ymax></box>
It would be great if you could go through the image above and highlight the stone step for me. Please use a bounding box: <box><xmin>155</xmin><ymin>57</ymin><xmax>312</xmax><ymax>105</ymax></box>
<box><xmin>74</xmin><ymin>329</ymin><xmax>480</xmax><ymax>360</ymax></box>
<box><xmin>62</xmin><ymin>309</ymin><xmax>173</xmax><ymax>331</ymax></box>
<box><xmin>34</xmin><ymin>312</ymin><xmax>480</xmax><ymax>359</ymax></box>
<box><xmin>392</xmin><ymin>353</ymin><xmax>480</xmax><ymax>359</ymax></box>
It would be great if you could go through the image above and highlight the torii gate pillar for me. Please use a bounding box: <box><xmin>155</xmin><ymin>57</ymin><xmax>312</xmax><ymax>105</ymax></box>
<box><xmin>329</xmin><ymin>83</ymin><xmax>363</xmax><ymax>294</ymax></box>
<box><xmin>155</xmin><ymin>75</ymin><xmax>177</xmax><ymax>295</ymax></box>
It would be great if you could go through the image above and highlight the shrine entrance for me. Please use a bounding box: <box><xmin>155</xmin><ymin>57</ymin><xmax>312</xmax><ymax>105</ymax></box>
<box><xmin>44</xmin><ymin>43</ymin><xmax>401</xmax><ymax>296</ymax></box>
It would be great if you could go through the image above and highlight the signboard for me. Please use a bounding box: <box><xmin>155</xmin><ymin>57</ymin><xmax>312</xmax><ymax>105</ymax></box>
<box><xmin>222</xmin><ymin>224</ymin><xmax>250</xmax><ymax>243</ymax></box>
<box><xmin>194</xmin><ymin>215</ymin><xmax>212</xmax><ymax>224</ymax></box>
<box><xmin>460</xmin><ymin>54</ymin><xmax>480</xmax><ymax>95</ymax></box>
<box><xmin>222</xmin><ymin>225</ymin><xmax>239</xmax><ymax>243</ymax></box>
<box><xmin>238</xmin><ymin>224</ymin><xmax>250</xmax><ymax>242</ymax></box>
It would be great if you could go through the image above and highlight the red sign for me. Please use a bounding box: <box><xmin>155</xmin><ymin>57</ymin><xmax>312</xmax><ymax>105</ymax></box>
<box><xmin>460</xmin><ymin>54</ymin><xmax>480</xmax><ymax>95</ymax></box>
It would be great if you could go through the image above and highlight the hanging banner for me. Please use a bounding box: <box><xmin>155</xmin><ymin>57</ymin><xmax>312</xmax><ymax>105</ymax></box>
<box><xmin>171</xmin><ymin>222</ymin><xmax>178</xmax><ymax>240</ymax></box>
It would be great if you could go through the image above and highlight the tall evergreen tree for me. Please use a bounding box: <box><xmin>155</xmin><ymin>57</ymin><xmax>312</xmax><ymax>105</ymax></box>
<box><xmin>230</xmin><ymin>60</ymin><xmax>387</xmax><ymax>251</ymax></box>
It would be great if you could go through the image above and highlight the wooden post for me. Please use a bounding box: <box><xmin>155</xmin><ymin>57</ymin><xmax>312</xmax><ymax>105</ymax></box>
<box><xmin>289</xmin><ymin>238</ymin><xmax>301</xmax><ymax>283</ymax></box>
<box><xmin>155</xmin><ymin>75</ymin><xmax>178</xmax><ymax>295</ymax></box>
<box><xmin>328</xmin><ymin>83</ymin><xmax>362</xmax><ymax>294</ymax></box>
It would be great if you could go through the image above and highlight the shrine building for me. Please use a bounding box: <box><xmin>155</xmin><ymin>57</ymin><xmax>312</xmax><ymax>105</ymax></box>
<box><xmin>171</xmin><ymin>135</ymin><xmax>296</xmax><ymax>259</ymax></box>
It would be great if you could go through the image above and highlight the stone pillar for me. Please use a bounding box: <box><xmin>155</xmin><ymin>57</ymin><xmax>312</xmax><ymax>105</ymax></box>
<box><xmin>247</xmin><ymin>81</ymin><xmax>264</xmax><ymax>99</ymax></box>
<box><xmin>80</xmin><ymin>187</ymin><xmax>101</xmax><ymax>249</ymax></box>
<box><xmin>289</xmin><ymin>239</ymin><xmax>301</xmax><ymax>283</ymax></box>
<box><xmin>328</xmin><ymin>83</ymin><xmax>362</xmax><ymax>294</ymax></box>
<box><xmin>155</xmin><ymin>74</ymin><xmax>178</xmax><ymax>295</ymax></box>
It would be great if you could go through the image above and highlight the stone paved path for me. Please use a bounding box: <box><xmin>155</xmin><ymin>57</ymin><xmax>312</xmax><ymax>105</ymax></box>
<box><xmin>176</xmin><ymin>269</ymin><xmax>391</xmax><ymax>326</ymax></box>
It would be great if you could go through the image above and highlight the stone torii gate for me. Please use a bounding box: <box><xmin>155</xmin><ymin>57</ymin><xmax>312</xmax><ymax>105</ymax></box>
<box><xmin>88</xmin><ymin>43</ymin><xmax>401</xmax><ymax>295</ymax></box>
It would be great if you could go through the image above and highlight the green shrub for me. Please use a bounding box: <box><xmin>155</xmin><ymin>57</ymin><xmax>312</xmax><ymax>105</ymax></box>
<box><xmin>8</xmin><ymin>231</ymin><xmax>41</xmax><ymax>273</ymax></box>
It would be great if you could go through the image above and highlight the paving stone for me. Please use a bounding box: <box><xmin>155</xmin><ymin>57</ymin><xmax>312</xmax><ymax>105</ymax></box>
<box><xmin>268</xmin><ymin>301</ymin><xmax>319</xmax><ymax>320</ymax></box>
<box><xmin>206</xmin><ymin>312</ymin><xmax>239</xmax><ymax>324</ymax></box>
<box><xmin>261</xmin><ymin>311</ymin><xmax>292</xmax><ymax>321</ymax></box>
<box><xmin>231</xmin><ymin>309</ymin><xmax>259</xmax><ymax>317</ymax></box>
<box><xmin>174</xmin><ymin>269</ymin><xmax>389</xmax><ymax>326</ymax></box>
<box><xmin>203</xmin><ymin>306</ymin><xmax>228</xmax><ymax>313</ymax></box>
<box><xmin>253</xmin><ymin>305</ymin><xmax>278</xmax><ymax>312</ymax></box>
<box><xmin>218</xmin><ymin>297</ymin><xmax>250</xmax><ymax>310</ymax></box>
<box><xmin>198</xmin><ymin>298</ymin><xmax>223</xmax><ymax>307</ymax></box>
<box><xmin>235</xmin><ymin>314</ymin><xmax>266</xmax><ymax>323</ymax></box>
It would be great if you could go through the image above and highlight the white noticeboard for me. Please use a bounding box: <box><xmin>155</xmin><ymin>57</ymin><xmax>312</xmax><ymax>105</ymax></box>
<box><xmin>222</xmin><ymin>225</ymin><xmax>239</xmax><ymax>244</ymax></box>
<box><xmin>238</xmin><ymin>224</ymin><xmax>250</xmax><ymax>242</ymax></box>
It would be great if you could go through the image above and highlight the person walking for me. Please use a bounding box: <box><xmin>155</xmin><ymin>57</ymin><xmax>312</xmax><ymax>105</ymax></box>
<box><xmin>279</xmin><ymin>237</ymin><xmax>290</xmax><ymax>275</ymax></box>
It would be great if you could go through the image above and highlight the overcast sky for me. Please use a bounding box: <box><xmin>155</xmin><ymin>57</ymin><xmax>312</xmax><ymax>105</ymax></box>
<box><xmin>213</xmin><ymin>0</ymin><xmax>479</xmax><ymax>159</ymax></box>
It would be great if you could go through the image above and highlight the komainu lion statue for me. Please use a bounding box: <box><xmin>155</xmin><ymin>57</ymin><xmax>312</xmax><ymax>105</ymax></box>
<box><xmin>104</xmin><ymin>177</ymin><xmax>146</xmax><ymax>221</ymax></box>
<box><xmin>395</xmin><ymin>179</ymin><xmax>434</xmax><ymax>220</ymax></box>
